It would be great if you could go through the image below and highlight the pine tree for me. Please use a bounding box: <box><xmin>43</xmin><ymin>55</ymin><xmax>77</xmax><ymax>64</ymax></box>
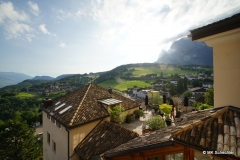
<box><xmin>183</xmin><ymin>77</ymin><xmax>188</xmax><ymax>90</ymax></box>
<box><xmin>177</xmin><ymin>79</ymin><xmax>184</xmax><ymax>94</ymax></box>
<box><xmin>0</xmin><ymin>113</ymin><xmax>42</xmax><ymax>160</ymax></box>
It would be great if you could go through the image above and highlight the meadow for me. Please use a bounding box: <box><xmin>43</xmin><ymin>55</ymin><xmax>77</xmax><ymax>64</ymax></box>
<box><xmin>98</xmin><ymin>79</ymin><xmax>151</xmax><ymax>91</ymax></box>
<box><xmin>130</xmin><ymin>67</ymin><xmax>197</xmax><ymax>77</ymax></box>
<box><xmin>16</xmin><ymin>92</ymin><xmax>36</xmax><ymax>98</ymax></box>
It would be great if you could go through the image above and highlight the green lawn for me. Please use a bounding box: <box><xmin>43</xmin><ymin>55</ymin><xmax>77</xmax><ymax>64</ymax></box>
<box><xmin>130</xmin><ymin>67</ymin><xmax>197</xmax><ymax>76</ymax></box>
<box><xmin>50</xmin><ymin>91</ymin><xmax>66</xmax><ymax>95</ymax></box>
<box><xmin>98</xmin><ymin>79</ymin><xmax>151</xmax><ymax>91</ymax></box>
<box><xmin>16</xmin><ymin>92</ymin><xmax>36</xmax><ymax>98</ymax></box>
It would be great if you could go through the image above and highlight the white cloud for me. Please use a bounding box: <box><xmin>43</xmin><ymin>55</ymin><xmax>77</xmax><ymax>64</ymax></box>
<box><xmin>26</xmin><ymin>34</ymin><xmax>35</xmax><ymax>42</ymax></box>
<box><xmin>76</xmin><ymin>10</ymin><xmax>87</xmax><ymax>17</ymax></box>
<box><xmin>0</xmin><ymin>2</ymin><xmax>29</xmax><ymax>24</ymax></box>
<box><xmin>4</xmin><ymin>21</ymin><xmax>33</xmax><ymax>39</ymax></box>
<box><xmin>0</xmin><ymin>2</ymin><xmax>34</xmax><ymax>40</ymax></box>
<box><xmin>59</xmin><ymin>42</ymin><xmax>66</xmax><ymax>48</ymax></box>
<box><xmin>55</xmin><ymin>9</ymin><xmax>71</xmax><ymax>20</ymax></box>
<box><xmin>86</xmin><ymin>0</ymin><xmax>240</xmax><ymax>61</ymax></box>
<box><xmin>39</xmin><ymin>24</ymin><xmax>50</xmax><ymax>35</ymax></box>
<box><xmin>27</xmin><ymin>1</ymin><xmax>40</xmax><ymax>16</ymax></box>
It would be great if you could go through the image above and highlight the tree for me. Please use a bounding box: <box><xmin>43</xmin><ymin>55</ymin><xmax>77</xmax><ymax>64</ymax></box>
<box><xmin>0</xmin><ymin>113</ymin><xmax>42</xmax><ymax>160</ymax></box>
<box><xmin>177</xmin><ymin>79</ymin><xmax>184</xmax><ymax>94</ymax></box>
<box><xmin>183</xmin><ymin>77</ymin><xmax>188</xmax><ymax>90</ymax></box>
<box><xmin>151</xmin><ymin>92</ymin><xmax>162</xmax><ymax>109</ymax></box>
<box><xmin>204</xmin><ymin>86</ymin><xmax>214</xmax><ymax>106</ymax></box>
<box><xmin>184</xmin><ymin>97</ymin><xmax>189</xmax><ymax>107</ymax></box>
<box><xmin>163</xmin><ymin>95</ymin><xmax>166</xmax><ymax>103</ymax></box>
<box><xmin>183</xmin><ymin>92</ymin><xmax>192</xmax><ymax>98</ymax></box>
<box><xmin>160</xmin><ymin>72</ymin><xmax>163</xmax><ymax>78</ymax></box>
<box><xmin>145</xmin><ymin>95</ymin><xmax>148</xmax><ymax>105</ymax></box>
<box><xmin>192</xmin><ymin>79</ymin><xmax>202</xmax><ymax>87</ymax></box>
<box><xmin>169</xmin><ymin>84</ymin><xmax>177</xmax><ymax>96</ymax></box>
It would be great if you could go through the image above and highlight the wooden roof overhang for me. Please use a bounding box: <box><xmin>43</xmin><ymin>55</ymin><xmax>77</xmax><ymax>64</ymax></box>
<box><xmin>190</xmin><ymin>13</ymin><xmax>240</xmax><ymax>41</ymax></box>
<box><xmin>104</xmin><ymin>140</ymin><xmax>174</xmax><ymax>158</ymax></box>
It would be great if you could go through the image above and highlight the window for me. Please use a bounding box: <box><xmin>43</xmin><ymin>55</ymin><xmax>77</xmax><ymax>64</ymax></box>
<box><xmin>52</xmin><ymin>140</ymin><xmax>56</xmax><ymax>152</ymax></box>
<box><xmin>166</xmin><ymin>153</ymin><xmax>183</xmax><ymax>160</ymax></box>
<box><xmin>47</xmin><ymin>132</ymin><xmax>50</xmax><ymax>145</ymax></box>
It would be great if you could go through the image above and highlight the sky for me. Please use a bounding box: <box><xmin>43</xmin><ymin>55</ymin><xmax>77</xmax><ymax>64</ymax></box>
<box><xmin>0</xmin><ymin>0</ymin><xmax>240</xmax><ymax>77</ymax></box>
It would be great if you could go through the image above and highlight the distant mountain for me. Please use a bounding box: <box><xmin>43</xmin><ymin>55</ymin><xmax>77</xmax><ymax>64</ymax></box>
<box><xmin>157</xmin><ymin>38</ymin><xmax>213</xmax><ymax>65</ymax></box>
<box><xmin>55</xmin><ymin>74</ymin><xmax>75</xmax><ymax>80</ymax></box>
<box><xmin>32</xmin><ymin>76</ymin><xmax>54</xmax><ymax>80</ymax></box>
<box><xmin>0</xmin><ymin>72</ymin><xmax>32</xmax><ymax>88</ymax></box>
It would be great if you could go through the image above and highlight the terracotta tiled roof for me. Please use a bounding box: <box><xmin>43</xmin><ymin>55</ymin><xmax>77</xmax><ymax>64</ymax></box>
<box><xmin>104</xmin><ymin>109</ymin><xmax>215</xmax><ymax>158</ymax></box>
<box><xmin>75</xmin><ymin>121</ymin><xmax>139</xmax><ymax>160</ymax></box>
<box><xmin>172</xmin><ymin>106</ymin><xmax>240</xmax><ymax>158</ymax></box>
<box><xmin>42</xmin><ymin>84</ymin><xmax>140</xmax><ymax>128</ymax></box>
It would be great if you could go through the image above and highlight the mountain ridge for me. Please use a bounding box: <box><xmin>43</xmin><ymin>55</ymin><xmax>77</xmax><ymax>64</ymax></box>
<box><xmin>157</xmin><ymin>38</ymin><xmax>213</xmax><ymax>65</ymax></box>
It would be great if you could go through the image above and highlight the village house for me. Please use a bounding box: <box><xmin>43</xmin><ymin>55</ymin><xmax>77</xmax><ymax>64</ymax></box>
<box><xmin>136</xmin><ymin>90</ymin><xmax>150</xmax><ymax>99</ymax></box>
<box><xmin>41</xmin><ymin>84</ymin><xmax>140</xmax><ymax>160</ymax></box>
<box><xmin>189</xmin><ymin>87</ymin><xmax>206</xmax><ymax>95</ymax></box>
<box><xmin>162</xmin><ymin>74</ymin><xmax>168</xmax><ymax>78</ymax></box>
<box><xmin>170</xmin><ymin>80</ymin><xmax>178</xmax><ymax>85</ymax></box>
<box><xmin>154</xmin><ymin>80</ymin><xmax>167</xmax><ymax>86</ymax></box>
<box><xmin>202</xmin><ymin>82</ymin><xmax>214</xmax><ymax>89</ymax></box>
<box><xmin>140</xmin><ymin>74</ymin><xmax>157</xmax><ymax>79</ymax></box>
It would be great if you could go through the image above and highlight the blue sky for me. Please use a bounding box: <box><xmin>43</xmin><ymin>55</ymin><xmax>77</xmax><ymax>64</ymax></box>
<box><xmin>0</xmin><ymin>0</ymin><xmax>240</xmax><ymax>77</ymax></box>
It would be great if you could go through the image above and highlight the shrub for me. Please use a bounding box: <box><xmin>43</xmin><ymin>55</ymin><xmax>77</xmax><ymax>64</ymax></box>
<box><xmin>146</xmin><ymin>115</ymin><xmax>166</xmax><ymax>130</ymax></box>
<box><xmin>133</xmin><ymin>110</ymin><xmax>144</xmax><ymax>118</ymax></box>
<box><xmin>199</xmin><ymin>104</ymin><xmax>213</xmax><ymax>110</ymax></box>
<box><xmin>109</xmin><ymin>105</ymin><xmax>126</xmax><ymax>123</ymax></box>
<box><xmin>125</xmin><ymin>114</ymin><xmax>132</xmax><ymax>123</ymax></box>
<box><xmin>159</xmin><ymin>104</ymin><xmax>172</xmax><ymax>119</ymax></box>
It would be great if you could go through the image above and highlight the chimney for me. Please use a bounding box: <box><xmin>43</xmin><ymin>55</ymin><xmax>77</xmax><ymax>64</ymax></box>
<box><xmin>108</xmin><ymin>88</ymin><xmax>113</xmax><ymax>94</ymax></box>
<box><xmin>43</xmin><ymin>97</ymin><xmax>53</xmax><ymax>108</ymax></box>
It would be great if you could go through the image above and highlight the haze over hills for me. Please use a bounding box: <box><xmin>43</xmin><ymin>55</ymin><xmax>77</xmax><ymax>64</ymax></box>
<box><xmin>32</xmin><ymin>76</ymin><xmax>55</xmax><ymax>80</ymax></box>
<box><xmin>0</xmin><ymin>72</ymin><xmax>33</xmax><ymax>88</ymax></box>
<box><xmin>157</xmin><ymin>38</ymin><xmax>213</xmax><ymax>65</ymax></box>
<box><xmin>0</xmin><ymin>73</ymin><xmax>77</xmax><ymax>89</ymax></box>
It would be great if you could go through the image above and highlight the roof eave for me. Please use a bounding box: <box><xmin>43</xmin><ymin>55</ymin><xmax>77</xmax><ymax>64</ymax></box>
<box><xmin>190</xmin><ymin>14</ymin><xmax>240</xmax><ymax>41</ymax></box>
<box><xmin>104</xmin><ymin>140</ymin><xmax>174</xmax><ymax>158</ymax></box>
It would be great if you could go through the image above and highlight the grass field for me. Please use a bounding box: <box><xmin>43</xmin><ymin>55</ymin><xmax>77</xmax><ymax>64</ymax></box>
<box><xmin>16</xmin><ymin>92</ymin><xmax>36</xmax><ymax>98</ymax></box>
<box><xmin>130</xmin><ymin>67</ymin><xmax>197</xmax><ymax>77</ymax></box>
<box><xmin>98</xmin><ymin>79</ymin><xmax>151</xmax><ymax>91</ymax></box>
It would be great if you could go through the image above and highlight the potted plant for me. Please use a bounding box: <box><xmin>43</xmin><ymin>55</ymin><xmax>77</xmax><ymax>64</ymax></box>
<box><xmin>146</xmin><ymin>115</ymin><xmax>166</xmax><ymax>130</ymax></box>
<box><xmin>159</xmin><ymin>104</ymin><xmax>172</xmax><ymax>126</ymax></box>
<box><xmin>133</xmin><ymin>109</ymin><xmax>144</xmax><ymax>119</ymax></box>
